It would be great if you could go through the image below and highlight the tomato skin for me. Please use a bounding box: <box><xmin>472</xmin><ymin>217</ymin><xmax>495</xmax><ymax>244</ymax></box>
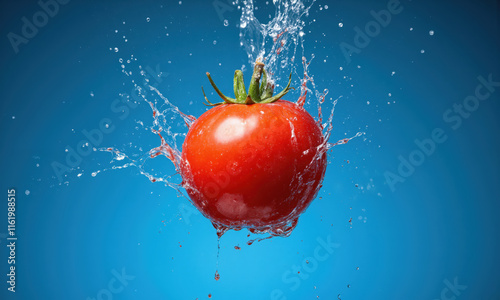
<box><xmin>180</xmin><ymin>100</ymin><xmax>326</xmax><ymax>229</ymax></box>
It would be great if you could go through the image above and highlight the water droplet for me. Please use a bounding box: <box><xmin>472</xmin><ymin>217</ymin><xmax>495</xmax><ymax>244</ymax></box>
<box><xmin>240</xmin><ymin>21</ymin><xmax>247</xmax><ymax>29</ymax></box>
<box><xmin>213</xmin><ymin>40</ymin><xmax>217</xmax><ymax>45</ymax></box>
<box><xmin>420</xmin><ymin>49</ymin><xmax>425</xmax><ymax>54</ymax></box>
<box><xmin>146</xmin><ymin>17</ymin><xmax>150</xmax><ymax>22</ymax></box>
<box><xmin>25</xmin><ymin>190</ymin><xmax>30</xmax><ymax>196</ymax></box>
<box><xmin>223</xmin><ymin>19</ymin><xmax>229</xmax><ymax>26</ymax></box>
<box><xmin>410</xmin><ymin>27</ymin><xmax>414</xmax><ymax>31</ymax></box>
<box><xmin>338</xmin><ymin>22</ymin><xmax>343</xmax><ymax>28</ymax></box>
<box><xmin>90</xmin><ymin>91</ymin><xmax>94</xmax><ymax>97</ymax></box>
<box><xmin>114</xmin><ymin>47</ymin><xmax>119</xmax><ymax>52</ymax></box>
<box><xmin>324</xmin><ymin>5</ymin><xmax>328</xmax><ymax>9</ymax></box>
<box><xmin>429</xmin><ymin>30</ymin><xmax>435</xmax><ymax>36</ymax></box>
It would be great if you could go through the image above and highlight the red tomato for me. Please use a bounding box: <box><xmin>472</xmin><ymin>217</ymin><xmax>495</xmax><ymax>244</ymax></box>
<box><xmin>180</xmin><ymin>100</ymin><xmax>326</xmax><ymax>231</ymax></box>
<box><xmin>179</xmin><ymin>61</ymin><xmax>327</xmax><ymax>234</ymax></box>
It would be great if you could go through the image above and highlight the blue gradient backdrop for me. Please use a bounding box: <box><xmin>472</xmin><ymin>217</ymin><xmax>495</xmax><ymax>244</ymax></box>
<box><xmin>1</xmin><ymin>0</ymin><xmax>499</xmax><ymax>299</ymax></box>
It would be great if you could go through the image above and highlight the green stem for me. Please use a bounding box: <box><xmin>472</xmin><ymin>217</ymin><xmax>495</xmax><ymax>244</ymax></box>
<box><xmin>201</xmin><ymin>60</ymin><xmax>293</xmax><ymax>105</ymax></box>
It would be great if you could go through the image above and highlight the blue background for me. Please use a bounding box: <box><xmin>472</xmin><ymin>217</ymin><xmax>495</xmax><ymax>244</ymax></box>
<box><xmin>1</xmin><ymin>0</ymin><xmax>499</xmax><ymax>299</ymax></box>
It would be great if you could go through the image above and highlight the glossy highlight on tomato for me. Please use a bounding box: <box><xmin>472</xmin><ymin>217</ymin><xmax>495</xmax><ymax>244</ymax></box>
<box><xmin>180</xmin><ymin>61</ymin><xmax>327</xmax><ymax>236</ymax></box>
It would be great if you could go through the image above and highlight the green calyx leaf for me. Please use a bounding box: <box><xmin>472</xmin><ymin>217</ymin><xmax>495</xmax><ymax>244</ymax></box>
<box><xmin>202</xmin><ymin>60</ymin><xmax>293</xmax><ymax>106</ymax></box>
<box><xmin>234</xmin><ymin>70</ymin><xmax>247</xmax><ymax>103</ymax></box>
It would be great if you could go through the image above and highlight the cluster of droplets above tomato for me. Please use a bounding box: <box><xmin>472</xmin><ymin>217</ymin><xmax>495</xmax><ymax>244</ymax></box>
<box><xmin>237</xmin><ymin>0</ymin><xmax>316</xmax><ymax>82</ymax></box>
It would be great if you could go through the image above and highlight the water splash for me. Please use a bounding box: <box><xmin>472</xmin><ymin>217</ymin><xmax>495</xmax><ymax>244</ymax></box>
<box><xmin>238</xmin><ymin>0</ymin><xmax>316</xmax><ymax>82</ymax></box>
<box><xmin>238</xmin><ymin>0</ymin><xmax>364</xmax><ymax>149</ymax></box>
<box><xmin>91</xmin><ymin>57</ymin><xmax>195</xmax><ymax>194</ymax></box>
